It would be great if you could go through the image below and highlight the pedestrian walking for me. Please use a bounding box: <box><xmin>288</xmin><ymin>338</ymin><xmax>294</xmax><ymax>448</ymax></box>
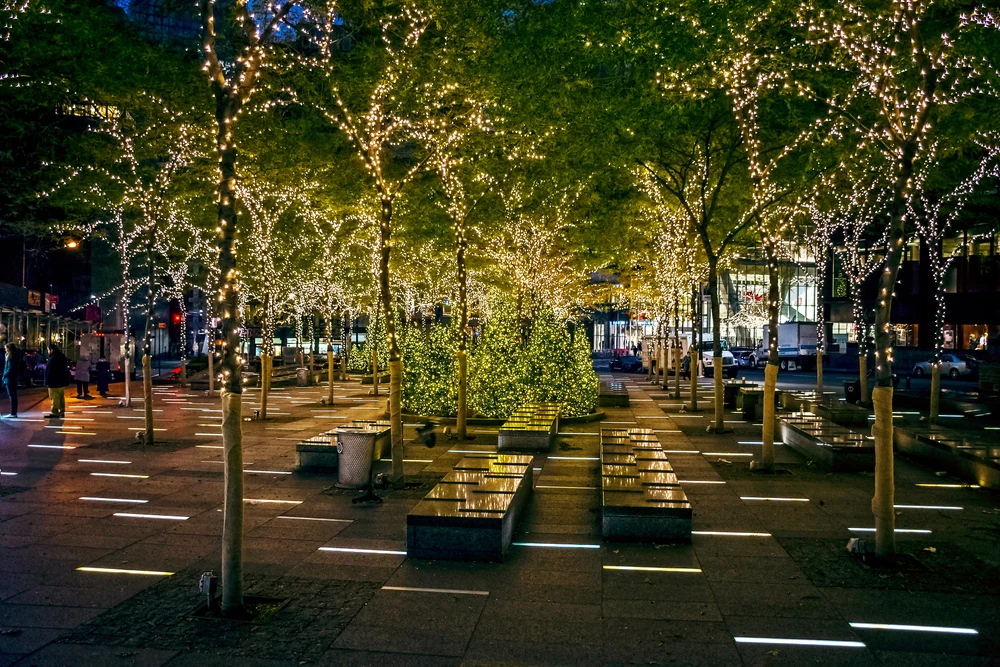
<box><xmin>2</xmin><ymin>342</ymin><xmax>21</xmax><ymax>418</ymax></box>
<box><xmin>44</xmin><ymin>343</ymin><xmax>70</xmax><ymax>418</ymax></box>
<box><xmin>96</xmin><ymin>355</ymin><xmax>111</xmax><ymax>398</ymax></box>
<box><xmin>75</xmin><ymin>353</ymin><xmax>93</xmax><ymax>399</ymax></box>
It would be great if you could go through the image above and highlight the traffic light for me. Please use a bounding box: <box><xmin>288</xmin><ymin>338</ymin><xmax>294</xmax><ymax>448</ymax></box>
<box><xmin>172</xmin><ymin>313</ymin><xmax>182</xmax><ymax>324</ymax></box>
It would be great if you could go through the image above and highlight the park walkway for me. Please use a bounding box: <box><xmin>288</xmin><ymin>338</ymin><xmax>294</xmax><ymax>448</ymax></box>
<box><xmin>0</xmin><ymin>374</ymin><xmax>997</xmax><ymax>665</ymax></box>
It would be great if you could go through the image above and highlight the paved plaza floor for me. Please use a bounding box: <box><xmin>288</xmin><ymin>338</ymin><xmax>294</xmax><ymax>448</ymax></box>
<box><xmin>0</xmin><ymin>374</ymin><xmax>998</xmax><ymax>666</ymax></box>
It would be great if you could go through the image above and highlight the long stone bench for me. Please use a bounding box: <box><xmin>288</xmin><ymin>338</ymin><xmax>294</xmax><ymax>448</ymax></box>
<box><xmin>406</xmin><ymin>454</ymin><xmax>534</xmax><ymax>562</ymax></box>
<box><xmin>497</xmin><ymin>402</ymin><xmax>561</xmax><ymax>451</ymax></box>
<box><xmin>778</xmin><ymin>413</ymin><xmax>874</xmax><ymax>472</ymax></box>
<box><xmin>894</xmin><ymin>427</ymin><xmax>999</xmax><ymax>489</ymax></box>
<box><xmin>295</xmin><ymin>422</ymin><xmax>391</xmax><ymax>471</ymax></box>
<box><xmin>600</xmin><ymin>427</ymin><xmax>692</xmax><ymax>542</ymax></box>
<box><xmin>296</xmin><ymin>434</ymin><xmax>337</xmax><ymax>471</ymax></box>
<box><xmin>723</xmin><ymin>380</ymin><xmax>757</xmax><ymax>408</ymax></box>
<box><xmin>599</xmin><ymin>379</ymin><xmax>630</xmax><ymax>407</ymax></box>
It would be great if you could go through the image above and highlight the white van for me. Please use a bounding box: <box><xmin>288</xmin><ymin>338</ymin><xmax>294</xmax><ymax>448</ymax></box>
<box><xmin>688</xmin><ymin>337</ymin><xmax>737</xmax><ymax>378</ymax></box>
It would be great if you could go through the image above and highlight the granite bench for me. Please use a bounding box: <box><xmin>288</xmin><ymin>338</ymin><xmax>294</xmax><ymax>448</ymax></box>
<box><xmin>778</xmin><ymin>413</ymin><xmax>874</xmax><ymax>471</ymax></box>
<box><xmin>296</xmin><ymin>434</ymin><xmax>338</xmax><ymax>471</ymax></box>
<box><xmin>600</xmin><ymin>427</ymin><xmax>692</xmax><ymax>542</ymax></box>
<box><xmin>599</xmin><ymin>379</ymin><xmax>630</xmax><ymax>407</ymax></box>
<box><xmin>406</xmin><ymin>453</ymin><xmax>534</xmax><ymax>561</ymax></box>
<box><xmin>723</xmin><ymin>380</ymin><xmax>758</xmax><ymax>408</ymax></box>
<box><xmin>498</xmin><ymin>402</ymin><xmax>562</xmax><ymax>451</ymax></box>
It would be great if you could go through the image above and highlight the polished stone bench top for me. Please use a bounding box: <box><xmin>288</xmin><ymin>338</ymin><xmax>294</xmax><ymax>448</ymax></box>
<box><xmin>600</xmin><ymin>428</ymin><xmax>690</xmax><ymax>517</ymax></box>
<box><xmin>409</xmin><ymin>454</ymin><xmax>534</xmax><ymax>525</ymax></box>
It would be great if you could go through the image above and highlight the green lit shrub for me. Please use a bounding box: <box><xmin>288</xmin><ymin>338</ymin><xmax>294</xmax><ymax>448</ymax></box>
<box><xmin>400</xmin><ymin>322</ymin><xmax>458</xmax><ymax>416</ymax></box>
<box><xmin>468</xmin><ymin>306</ymin><xmax>525</xmax><ymax>419</ymax></box>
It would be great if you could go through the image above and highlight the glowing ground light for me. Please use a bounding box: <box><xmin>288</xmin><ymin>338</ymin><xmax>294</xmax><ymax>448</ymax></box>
<box><xmin>848</xmin><ymin>528</ymin><xmax>931</xmax><ymax>534</ymax></box>
<box><xmin>734</xmin><ymin>637</ymin><xmax>865</xmax><ymax>648</ymax></box>
<box><xmin>78</xmin><ymin>459</ymin><xmax>131</xmax><ymax>464</ymax></box>
<box><xmin>915</xmin><ymin>483</ymin><xmax>980</xmax><ymax>488</ymax></box>
<box><xmin>848</xmin><ymin>622</ymin><xmax>977</xmax><ymax>635</ymax></box>
<box><xmin>537</xmin><ymin>485</ymin><xmax>598</xmax><ymax>490</ymax></box>
<box><xmin>80</xmin><ymin>497</ymin><xmax>147</xmax><ymax>503</ymax></box>
<box><xmin>76</xmin><ymin>567</ymin><xmax>174</xmax><ymax>576</ymax></box>
<box><xmin>244</xmin><ymin>470</ymin><xmax>292</xmax><ymax>475</ymax></box>
<box><xmin>548</xmin><ymin>456</ymin><xmax>600</xmax><ymax>461</ymax></box>
<box><xmin>692</xmin><ymin>531</ymin><xmax>772</xmax><ymax>537</ymax></box>
<box><xmin>381</xmin><ymin>586</ymin><xmax>488</xmax><ymax>596</ymax></box>
<box><xmin>513</xmin><ymin>542</ymin><xmax>601</xmax><ymax>549</ymax></box>
<box><xmin>678</xmin><ymin>480</ymin><xmax>726</xmax><ymax>484</ymax></box>
<box><xmin>740</xmin><ymin>497</ymin><xmax>809</xmax><ymax>502</ymax></box>
<box><xmin>603</xmin><ymin>565</ymin><xmax>701</xmax><ymax>573</ymax></box>
<box><xmin>113</xmin><ymin>512</ymin><xmax>189</xmax><ymax>520</ymax></box>
<box><xmin>277</xmin><ymin>516</ymin><xmax>352</xmax><ymax>523</ymax></box>
<box><xmin>244</xmin><ymin>499</ymin><xmax>302</xmax><ymax>505</ymax></box>
<box><xmin>319</xmin><ymin>547</ymin><xmax>406</xmax><ymax>555</ymax></box>
<box><xmin>28</xmin><ymin>444</ymin><xmax>75</xmax><ymax>450</ymax></box>
<box><xmin>703</xmin><ymin>452</ymin><xmax>753</xmax><ymax>457</ymax></box>
<box><xmin>90</xmin><ymin>473</ymin><xmax>148</xmax><ymax>479</ymax></box>
<box><xmin>894</xmin><ymin>504</ymin><xmax>963</xmax><ymax>510</ymax></box>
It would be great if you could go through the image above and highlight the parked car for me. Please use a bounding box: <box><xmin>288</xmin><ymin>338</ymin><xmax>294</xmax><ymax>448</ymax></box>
<box><xmin>733</xmin><ymin>349</ymin><xmax>758</xmax><ymax>368</ymax></box>
<box><xmin>911</xmin><ymin>354</ymin><xmax>974</xmax><ymax>379</ymax></box>
<box><xmin>609</xmin><ymin>355</ymin><xmax>643</xmax><ymax>373</ymax></box>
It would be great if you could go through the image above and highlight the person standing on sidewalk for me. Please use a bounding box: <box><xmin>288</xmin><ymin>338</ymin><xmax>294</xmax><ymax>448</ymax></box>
<box><xmin>44</xmin><ymin>343</ymin><xmax>70</xmax><ymax>418</ymax></box>
<box><xmin>2</xmin><ymin>342</ymin><xmax>21</xmax><ymax>418</ymax></box>
<box><xmin>75</xmin><ymin>353</ymin><xmax>93</xmax><ymax>399</ymax></box>
<box><xmin>95</xmin><ymin>355</ymin><xmax>111</xmax><ymax>398</ymax></box>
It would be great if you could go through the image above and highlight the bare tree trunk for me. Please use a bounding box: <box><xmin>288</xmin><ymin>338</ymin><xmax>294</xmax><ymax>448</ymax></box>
<box><xmin>326</xmin><ymin>319</ymin><xmax>335</xmax><ymax>406</ymax></box>
<box><xmin>379</xmin><ymin>198</ymin><xmax>404</xmax><ymax>484</ymax></box>
<box><xmin>456</xmin><ymin>221</ymin><xmax>469</xmax><ymax>439</ymax></box>
<box><xmin>689</xmin><ymin>284</ymin><xmax>699</xmax><ymax>412</ymax></box>
<box><xmin>871</xmin><ymin>140</ymin><xmax>919</xmax><ymax>559</ymax></box>
<box><xmin>816</xmin><ymin>349</ymin><xmax>824</xmax><ymax>396</ymax></box>
<box><xmin>217</xmin><ymin>126</ymin><xmax>245</xmax><ymax>616</ymax></box>
<box><xmin>708</xmin><ymin>263</ymin><xmax>724</xmax><ymax>432</ymax></box>
<box><xmin>260</xmin><ymin>354</ymin><xmax>270</xmax><ymax>420</ymax></box>
<box><xmin>143</xmin><ymin>242</ymin><xmax>155</xmax><ymax>447</ymax></box>
<box><xmin>859</xmin><ymin>343</ymin><xmax>870</xmax><ymax>407</ymax></box>
<box><xmin>754</xmin><ymin>259</ymin><xmax>780</xmax><ymax>473</ymax></box>
<box><xmin>929</xmin><ymin>363</ymin><xmax>940</xmax><ymax>423</ymax></box>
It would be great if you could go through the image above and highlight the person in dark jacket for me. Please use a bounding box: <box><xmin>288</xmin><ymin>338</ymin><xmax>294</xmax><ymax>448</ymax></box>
<box><xmin>95</xmin><ymin>355</ymin><xmax>111</xmax><ymax>398</ymax></box>
<box><xmin>2</xmin><ymin>343</ymin><xmax>20</xmax><ymax>418</ymax></box>
<box><xmin>44</xmin><ymin>343</ymin><xmax>70</xmax><ymax>418</ymax></box>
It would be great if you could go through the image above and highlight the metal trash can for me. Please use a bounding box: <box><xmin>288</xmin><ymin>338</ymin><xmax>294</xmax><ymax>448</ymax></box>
<box><xmin>844</xmin><ymin>381</ymin><xmax>860</xmax><ymax>404</ymax></box>
<box><xmin>336</xmin><ymin>431</ymin><xmax>375</xmax><ymax>489</ymax></box>
<box><xmin>296</xmin><ymin>367</ymin><xmax>310</xmax><ymax>386</ymax></box>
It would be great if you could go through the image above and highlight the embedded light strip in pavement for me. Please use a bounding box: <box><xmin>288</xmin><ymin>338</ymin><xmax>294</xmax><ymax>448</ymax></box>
<box><xmin>80</xmin><ymin>497</ymin><xmax>147</xmax><ymax>503</ymax></box>
<box><xmin>663</xmin><ymin>450</ymin><xmax>700</xmax><ymax>454</ymax></box>
<box><xmin>915</xmin><ymin>483</ymin><xmax>979</xmax><ymax>488</ymax></box>
<box><xmin>512</xmin><ymin>542</ymin><xmax>600</xmax><ymax>549</ymax></box>
<box><xmin>114</xmin><ymin>512</ymin><xmax>189</xmax><ymax>521</ymax></box>
<box><xmin>244</xmin><ymin>499</ymin><xmax>302</xmax><ymax>505</ymax></box>
<box><xmin>557</xmin><ymin>432</ymin><xmax>599</xmax><ymax>436</ymax></box>
<box><xmin>0</xmin><ymin>471</ymin><xmax>17</xmax><ymax>476</ymax></box>
<box><xmin>741</xmin><ymin>497</ymin><xmax>809</xmax><ymax>502</ymax></box>
<box><xmin>381</xmin><ymin>586</ymin><xmax>488</xmax><ymax>596</ymax></box>
<box><xmin>603</xmin><ymin>565</ymin><xmax>701</xmax><ymax>573</ymax></box>
<box><xmin>848</xmin><ymin>528</ymin><xmax>932</xmax><ymax>534</ymax></box>
<box><xmin>28</xmin><ymin>444</ymin><xmax>76</xmax><ymax>449</ymax></box>
<box><xmin>734</xmin><ymin>637</ymin><xmax>865</xmax><ymax>648</ymax></box>
<box><xmin>448</xmin><ymin>449</ymin><xmax>497</xmax><ymax>454</ymax></box>
<box><xmin>703</xmin><ymin>452</ymin><xmax>753</xmax><ymax>457</ymax></box>
<box><xmin>195</xmin><ymin>433</ymin><xmax>223</xmax><ymax>437</ymax></box>
<box><xmin>380</xmin><ymin>459</ymin><xmax>434</xmax><ymax>463</ymax></box>
<box><xmin>277</xmin><ymin>516</ymin><xmax>352</xmax><ymax>523</ymax></box>
<box><xmin>196</xmin><ymin>445</ymin><xmax>224</xmax><ymax>449</ymax></box>
<box><xmin>848</xmin><ymin>622</ymin><xmax>977</xmax><ymax>635</ymax></box>
<box><xmin>319</xmin><ymin>547</ymin><xmax>406</xmax><ymax>555</ymax></box>
<box><xmin>692</xmin><ymin>531</ymin><xmax>771</xmax><ymax>537</ymax></box>
<box><xmin>58</xmin><ymin>431</ymin><xmax>97</xmax><ymax>435</ymax></box>
<box><xmin>77</xmin><ymin>567</ymin><xmax>174</xmax><ymax>576</ymax></box>
<box><xmin>78</xmin><ymin>459</ymin><xmax>130</xmax><ymax>464</ymax></box>
<box><xmin>537</xmin><ymin>485</ymin><xmax>598</xmax><ymax>490</ymax></box>
<box><xmin>678</xmin><ymin>480</ymin><xmax>726</xmax><ymax>484</ymax></box>
<box><xmin>548</xmin><ymin>456</ymin><xmax>600</xmax><ymax>461</ymax></box>
<box><xmin>244</xmin><ymin>470</ymin><xmax>292</xmax><ymax>475</ymax></box>
<box><xmin>895</xmin><ymin>504</ymin><xmax>962</xmax><ymax>510</ymax></box>
<box><xmin>90</xmin><ymin>473</ymin><xmax>149</xmax><ymax>479</ymax></box>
